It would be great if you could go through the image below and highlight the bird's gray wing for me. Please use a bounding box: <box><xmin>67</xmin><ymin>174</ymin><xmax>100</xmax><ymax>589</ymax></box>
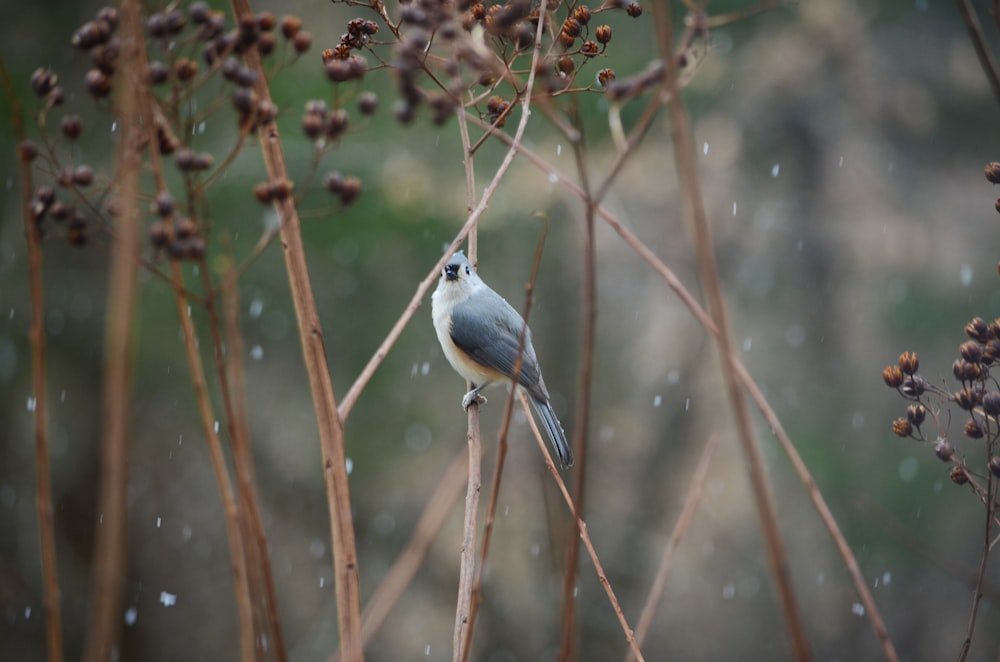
<box><xmin>449</xmin><ymin>291</ymin><xmax>545</xmax><ymax>396</ymax></box>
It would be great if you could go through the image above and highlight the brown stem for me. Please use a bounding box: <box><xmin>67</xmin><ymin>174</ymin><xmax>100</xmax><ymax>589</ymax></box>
<box><xmin>222</xmin><ymin>265</ymin><xmax>289</xmax><ymax>662</ymax></box>
<box><xmin>655</xmin><ymin>3</ymin><xmax>811</xmax><ymax>659</ymax></box>
<box><xmin>519</xmin><ymin>393</ymin><xmax>645</xmax><ymax>662</ymax></box>
<box><xmin>2</xmin><ymin>55</ymin><xmax>64</xmax><ymax>662</ymax></box>
<box><xmin>355</xmin><ymin>450</ymin><xmax>468</xmax><ymax>650</ymax></box>
<box><xmin>957</xmin><ymin>0</ymin><xmax>1000</xmax><ymax>108</ymax></box>
<box><xmin>82</xmin><ymin>1</ymin><xmax>144</xmax><ymax>659</ymax></box>
<box><xmin>453</xmin><ymin>407</ymin><xmax>482</xmax><ymax>662</ymax></box>
<box><xmin>956</xmin><ymin>474</ymin><xmax>997</xmax><ymax>661</ymax></box>
<box><xmin>228</xmin><ymin>2</ymin><xmax>364</xmax><ymax>658</ymax></box>
<box><xmin>627</xmin><ymin>435</ymin><xmax>720</xmax><ymax>659</ymax></box>
<box><xmin>463</xmin><ymin>226</ymin><xmax>549</xmax><ymax>658</ymax></box>
<box><xmin>559</xmin><ymin>109</ymin><xmax>597</xmax><ymax>662</ymax></box>
<box><xmin>170</xmin><ymin>262</ymin><xmax>256</xmax><ymax>661</ymax></box>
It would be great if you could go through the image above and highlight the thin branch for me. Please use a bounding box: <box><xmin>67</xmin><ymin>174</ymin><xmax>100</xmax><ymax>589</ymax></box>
<box><xmin>657</xmin><ymin>3</ymin><xmax>813</xmax><ymax>658</ymax></box>
<box><xmin>559</xmin><ymin>105</ymin><xmax>598</xmax><ymax>661</ymax></box>
<box><xmin>956</xmin><ymin>0</ymin><xmax>1000</xmax><ymax>108</ymax></box>
<box><xmin>462</xmin><ymin>222</ymin><xmax>549</xmax><ymax>658</ymax></box>
<box><xmin>169</xmin><ymin>262</ymin><xmax>255</xmax><ymax>661</ymax></box>
<box><xmin>81</xmin><ymin>1</ymin><xmax>144</xmax><ymax>658</ymax></box>
<box><xmin>2</xmin><ymin>55</ymin><xmax>63</xmax><ymax>662</ymax></box>
<box><xmin>453</xmin><ymin>408</ymin><xmax>482</xmax><ymax>662</ymax></box>
<box><xmin>222</xmin><ymin>262</ymin><xmax>289</xmax><ymax>662</ymax></box>
<box><xmin>956</xmin><ymin>474</ymin><xmax>997</xmax><ymax>662</ymax></box>
<box><xmin>519</xmin><ymin>392</ymin><xmax>645</xmax><ymax>662</ymax></box>
<box><xmin>627</xmin><ymin>435</ymin><xmax>720</xmax><ymax>659</ymax></box>
<box><xmin>356</xmin><ymin>450</ymin><xmax>468</xmax><ymax>649</ymax></box>
<box><xmin>228</xmin><ymin>1</ymin><xmax>364</xmax><ymax>658</ymax></box>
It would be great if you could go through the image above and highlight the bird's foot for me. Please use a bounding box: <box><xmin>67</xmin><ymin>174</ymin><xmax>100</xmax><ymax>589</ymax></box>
<box><xmin>462</xmin><ymin>388</ymin><xmax>487</xmax><ymax>410</ymax></box>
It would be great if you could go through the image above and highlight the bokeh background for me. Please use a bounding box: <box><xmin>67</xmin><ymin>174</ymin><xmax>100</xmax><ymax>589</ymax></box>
<box><xmin>3</xmin><ymin>0</ymin><xmax>1000</xmax><ymax>660</ymax></box>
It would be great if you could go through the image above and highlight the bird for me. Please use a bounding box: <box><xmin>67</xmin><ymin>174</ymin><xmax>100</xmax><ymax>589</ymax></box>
<box><xmin>431</xmin><ymin>251</ymin><xmax>573</xmax><ymax>468</ymax></box>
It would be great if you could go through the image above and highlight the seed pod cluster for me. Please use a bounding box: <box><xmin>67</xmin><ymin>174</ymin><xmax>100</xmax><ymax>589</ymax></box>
<box><xmin>886</xmin><ymin>314</ymin><xmax>1000</xmax><ymax>496</ymax></box>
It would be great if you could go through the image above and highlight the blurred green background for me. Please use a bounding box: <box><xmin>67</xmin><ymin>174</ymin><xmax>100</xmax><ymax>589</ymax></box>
<box><xmin>3</xmin><ymin>0</ymin><xmax>1000</xmax><ymax>660</ymax></box>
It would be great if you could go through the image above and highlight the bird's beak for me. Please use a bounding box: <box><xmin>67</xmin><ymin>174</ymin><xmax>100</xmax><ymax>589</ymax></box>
<box><xmin>444</xmin><ymin>263</ymin><xmax>459</xmax><ymax>281</ymax></box>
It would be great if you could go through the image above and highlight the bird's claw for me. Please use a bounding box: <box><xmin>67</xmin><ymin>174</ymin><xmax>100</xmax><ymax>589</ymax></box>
<box><xmin>462</xmin><ymin>391</ymin><xmax>487</xmax><ymax>410</ymax></box>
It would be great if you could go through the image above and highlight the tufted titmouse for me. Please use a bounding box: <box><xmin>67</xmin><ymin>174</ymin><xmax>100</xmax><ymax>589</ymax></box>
<box><xmin>431</xmin><ymin>252</ymin><xmax>573</xmax><ymax>468</ymax></box>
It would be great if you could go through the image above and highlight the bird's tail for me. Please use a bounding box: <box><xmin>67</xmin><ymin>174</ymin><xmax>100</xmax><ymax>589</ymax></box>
<box><xmin>531</xmin><ymin>397</ymin><xmax>573</xmax><ymax>468</ymax></box>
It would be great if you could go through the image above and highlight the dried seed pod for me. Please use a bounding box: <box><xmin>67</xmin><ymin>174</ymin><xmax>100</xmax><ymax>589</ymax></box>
<box><xmin>597</xmin><ymin>68</ymin><xmax>616</xmax><ymax>86</ymax></box>
<box><xmin>49</xmin><ymin>200</ymin><xmax>68</xmax><ymax>221</ymax></box>
<box><xmin>339</xmin><ymin>176</ymin><xmax>361</xmax><ymax>205</ymax></box>
<box><xmin>18</xmin><ymin>140</ymin><xmax>39</xmax><ymax>162</ymax></box>
<box><xmin>256</xmin><ymin>100</ymin><xmax>277</xmax><ymax>124</ymax></box>
<box><xmin>72</xmin><ymin>19</ymin><xmax>112</xmax><ymax>50</ymax></box>
<box><xmin>292</xmin><ymin>30</ymin><xmax>312</xmax><ymax>53</ymax></box>
<box><xmin>906</xmin><ymin>404</ymin><xmax>926</xmax><ymax>426</ymax></box>
<box><xmin>882</xmin><ymin>365</ymin><xmax>904</xmax><ymax>388</ymax></box>
<box><xmin>72</xmin><ymin>165</ymin><xmax>94</xmax><ymax>186</ymax></box>
<box><xmin>253</xmin><ymin>181</ymin><xmax>273</xmax><ymax>203</ymax></box>
<box><xmin>986</xmin><ymin>162</ymin><xmax>1000</xmax><ymax>184</ymax></box>
<box><xmin>324</xmin><ymin>109</ymin><xmax>349</xmax><ymax>139</ymax></box>
<box><xmin>557</xmin><ymin>55</ymin><xmax>574</xmax><ymax>75</ymax></box>
<box><xmin>966</xmin><ymin>316</ymin><xmax>989</xmax><ymax>343</ymax></box>
<box><xmin>357</xmin><ymin>92</ymin><xmax>378</xmax><ymax>115</ymax></box>
<box><xmin>323</xmin><ymin>171</ymin><xmax>344</xmax><ymax>194</ymax></box>
<box><xmin>984</xmin><ymin>391</ymin><xmax>1000</xmax><ymax>416</ymax></box>
<box><xmin>149</xmin><ymin>220</ymin><xmax>170</xmax><ymax>247</ymax></box>
<box><xmin>280</xmin><ymin>15</ymin><xmax>302</xmax><ymax>38</ymax></box>
<box><xmin>935</xmin><ymin>440</ymin><xmax>954</xmax><ymax>461</ymax></box>
<box><xmin>258</xmin><ymin>32</ymin><xmax>276</xmax><ymax>55</ymax></box>
<box><xmin>571</xmin><ymin>5</ymin><xmax>592</xmax><ymax>24</ymax></box>
<box><xmin>595</xmin><ymin>24</ymin><xmax>612</xmax><ymax>44</ymax></box>
<box><xmin>31</xmin><ymin>68</ymin><xmax>57</xmax><ymax>96</ymax></box>
<box><xmin>960</xmin><ymin>341</ymin><xmax>984</xmax><ymax>364</ymax></box>
<box><xmin>154</xmin><ymin>192</ymin><xmax>174</xmax><ymax>217</ymax></box>
<box><xmin>61</xmin><ymin>114</ymin><xmax>83</xmax><ymax>140</ymax></box>
<box><xmin>190</xmin><ymin>2</ymin><xmax>211</xmax><ymax>24</ymax></box>
<box><xmin>175</xmin><ymin>57</ymin><xmax>199</xmax><ymax>82</ymax></box>
<box><xmin>581</xmin><ymin>40</ymin><xmax>599</xmax><ymax>57</ymax></box>
<box><xmin>85</xmin><ymin>68</ymin><xmax>112</xmax><ymax>98</ymax></box>
<box><xmin>626</xmin><ymin>2</ymin><xmax>643</xmax><ymax>17</ymax></box>
<box><xmin>898</xmin><ymin>351</ymin><xmax>919</xmax><ymax>375</ymax></box>
<box><xmin>891</xmin><ymin>417</ymin><xmax>912</xmax><ymax>437</ymax></box>
<box><xmin>147</xmin><ymin>60</ymin><xmax>169</xmax><ymax>85</ymax></box>
<box><xmin>147</xmin><ymin>12</ymin><xmax>168</xmax><ymax>37</ymax></box>
<box><xmin>175</xmin><ymin>217</ymin><xmax>198</xmax><ymax>238</ymax></box>
<box><xmin>165</xmin><ymin>9</ymin><xmax>186</xmax><ymax>34</ymax></box>
<box><xmin>302</xmin><ymin>112</ymin><xmax>324</xmax><ymax>139</ymax></box>
<box><xmin>257</xmin><ymin>11</ymin><xmax>276</xmax><ymax>31</ymax></box>
<box><xmin>900</xmin><ymin>376</ymin><xmax>925</xmax><ymax>397</ymax></box>
<box><xmin>955</xmin><ymin>388</ymin><xmax>976</xmax><ymax>411</ymax></box>
<box><xmin>949</xmin><ymin>465</ymin><xmax>969</xmax><ymax>485</ymax></box>
<box><xmin>47</xmin><ymin>87</ymin><xmax>65</xmax><ymax>106</ymax></box>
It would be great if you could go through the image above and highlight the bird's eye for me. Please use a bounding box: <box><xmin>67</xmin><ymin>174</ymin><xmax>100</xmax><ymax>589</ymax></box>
<box><xmin>465</xmin><ymin>266</ymin><xmax>470</xmax><ymax>274</ymax></box>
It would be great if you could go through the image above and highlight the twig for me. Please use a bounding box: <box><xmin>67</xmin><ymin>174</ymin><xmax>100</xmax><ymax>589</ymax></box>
<box><xmin>356</xmin><ymin>450</ymin><xmax>468</xmax><ymax>649</ymax></box>
<box><xmin>169</xmin><ymin>262</ymin><xmax>255</xmax><ymax>661</ymax></box>
<box><xmin>228</xmin><ymin>2</ymin><xmax>364</xmax><ymax>658</ymax></box>
<box><xmin>956</xmin><ymin>474</ymin><xmax>997</xmax><ymax>662</ymax></box>
<box><xmin>627</xmin><ymin>435</ymin><xmax>720</xmax><ymax>659</ymax></box>
<box><xmin>462</xmin><ymin>222</ymin><xmax>549</xmax><ymax>658</ymax></box>
<box><xmin>453</xmin><ymin>408</ymin><xmax>482</xmax><ymax>662</ymax></box>
<box><xmin>655</xmin><ymin>3</ymin><xmax>812</xmax><ymax>659</ymax></box>
<box><xmin>559</xmin><ymin>106</ymin><xmax>597</xmax><ymax>660</ymax></box>
<box><xmin>956</xmin><ymin>0</ymin><xmax>1000</xmax><ymax>108</ymax></box>
<box><xmin>519</xmin><ymin>392</ymin><xmax>645</xmax><ymax>662</ymax></box>
<box><xmin>222</xmin><ymin>263</ymin><xmax>289</xmax><ymax>662</ymax></box>
<box><xmin>2</xmin><ymin>55</ymin><xmax>63</xmax><ymax>662</ymax></box>
<box><xmin>82</xmin><ymin>2</ymin><xmax>144</xmax><ymax>660</ymax></box>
